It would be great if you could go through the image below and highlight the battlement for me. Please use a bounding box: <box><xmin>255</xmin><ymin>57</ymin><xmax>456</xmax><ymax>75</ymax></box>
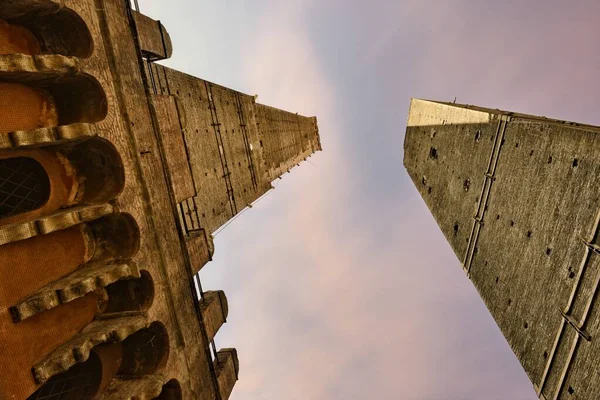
<box><xmin>0</xmin><ymin>1</ymin><xmax>320</xmax><ymax>399</ymax></box>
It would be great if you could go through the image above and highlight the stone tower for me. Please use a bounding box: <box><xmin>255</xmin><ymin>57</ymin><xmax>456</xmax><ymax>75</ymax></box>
<box><xmin>404</xmin><ymin>99</ymin><xmax>600</xmax><ymax>400</ymax></box>
<box><xmin>0</xmin><ymin>1</ymin><xmax>320</xmax><ymax>399</ymax></box>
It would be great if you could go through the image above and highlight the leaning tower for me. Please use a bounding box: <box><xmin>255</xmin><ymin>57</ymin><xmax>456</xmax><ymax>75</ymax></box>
<box><xmin>404</xmin><ymin>99</ymin><xmax>600</xmax><ymax>400</ymax></box>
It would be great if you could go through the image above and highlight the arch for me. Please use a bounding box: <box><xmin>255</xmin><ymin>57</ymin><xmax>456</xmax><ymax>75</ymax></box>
<box><xmin>27</xmin><ymin>352</ymin><xmax>102</xmax><ymax>400</ymax></box>
<box><xmin>103</xmin><ymin>270</ymin><xmax>155</xmax><ymax>314</ymax></box>
<box><xmin>65</xmin><ymin>137</ymin><xmax>125</xmax><ymax>205</ymax></box>
<box><xmin>42</xmin><ymin>74</ymin><xmax>107</xmax><ymax>126</ymax></box>
<box><xmin>27</xmin><ymin>343</ymin><xmax>123</xmax><ymax>400</ymax></box>
<box><xmin>0</xmin><ymin>148</ymin><xmax>77</xmax><ymax>226</ymax></box>
<box><xmin>0</xmin><ymin>18</ymin><xmax>40</xmax><ymax>55</ymax></box>
<box><xmin>89</xmin><ymin>213</ymin><xmax>141</xmax><ymax>261</ymax></box>
<box><xmin>0</xmin><ymin>74</ymin><xmax>108</xmax><ymax>135</ymax></box>
<box><xmin>153</xmin><ymin>379</ymin><xmax>183</xmax><ymax>400</ymax></box>
<box><xmin>120</xmin><ymin>321</ymin><xmax>170</xmax><ymax>376</ymax></box>
<box><xmin>0</xmin><ymin>3</ymin><xmax>93</xmax><ymax>58</ymax></box>
<box><xmin>0</xmin><ymin>137</ymin><xmax>124</xmax><ymax>226</ymax></box>
<box><xmin>0</xmin><ymin>83</ymin><xmax>58</xmax><ymax>135</ymax></box>
<box><xmin>0</xmin><ymin>157</ymin><xmax>50</xmax><ymax>219</ymax></box>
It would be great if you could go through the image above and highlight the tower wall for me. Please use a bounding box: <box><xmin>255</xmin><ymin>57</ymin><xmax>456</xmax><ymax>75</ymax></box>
<box><xmin>146</xmin><ymin>64</ymin><xmax>320</xmax><ymax>234</ymax></box>
<box><xmin>0</xmin><ymin>0</ymin><xmax>320</xmax><ymax>399</ymax></box>
<box><xmin>255</xmin><ymin>103</ymin><xmax>321</xmax><ymax>181</ymax></box>
<box><xmin>404</xmin><ymin>99</ymin><xmax>600</xmax><ymax>400</ymax></box>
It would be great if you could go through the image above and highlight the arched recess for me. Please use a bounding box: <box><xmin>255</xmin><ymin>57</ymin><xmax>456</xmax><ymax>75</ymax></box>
<box><xmin>28</xmin><ymin>319</ymin><xmax>171</xmax><ymax>400</ymax></box>
<box><xmin>153</xmin><ymin>379</ymin><xmax>183</xmax><ymax>400</ymax></box>
<box><xmin>0</xmin><ymin>2</ymin><xmax>93</xmax><ymax>58</ymax></box>
<box><xmin>26</xmin><ymin>344</ymin><xmax>120</xmax><ymax>400</ymax></box>
<box><xmin>46</xmin><ymin>74</ymin><xmax>107</xmax><ymax>125</ymax></box>
<box><xmin>0</xmin><ymin>18</ymin><xmax>40</xmax><ymax>55</ymax></box>
<box><xmin>89</xmin><ymin>213</ymin><xmax>141</xmax><ymax>261</ymax></box>
<box><xmin>0</xmin><ymin>74</ymin><xmax>108</xmax><ymax>135</ymax></box>
<box><xmin>120</xmin><ymin>321</ymin><xmax>170</xmax><ymax>377</ymax></box>
<box><xmin>63</xmin><ymin>137</ymin><xmax>125</xmax><ymax>205</ymax></box>
<box><xmin>103</xmin><ymin>270</ymin><xmax>155</xmax><ymax>314</ymax></box>
<box><xmin>0</xmin><ymin>137</ymin><xmax>125</xmax><ymax>226</ymax></box>
<box><xmin>0</xmin><ymin>148</ymin><xmax>74</xmax><ymax>225</ymax></box>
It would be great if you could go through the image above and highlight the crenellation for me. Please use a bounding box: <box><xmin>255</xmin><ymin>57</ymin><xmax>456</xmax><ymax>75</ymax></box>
<box><xmin>0</xmin><ymin>1</ymin><xmax>320</xmax><ymax>398</ymax></box>
<box><xmin>214</xmin><ymin>348</ymin><xmax>240</xmax><ymax>400</ymax></box>
<box><xmin>199</xmin><ymin>291</ymin><xmax>229</xmax><ymax>342</ymax></box>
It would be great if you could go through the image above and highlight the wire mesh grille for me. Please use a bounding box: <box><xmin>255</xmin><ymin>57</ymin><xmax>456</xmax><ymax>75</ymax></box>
<box><xmin>27</xmin><ymin>368</ymin><xmax>96</xmax><ymax>400</ymax></box>
<box><xmin>0</xmin><ymin>157</ymin><xmax>50</xmax><ymax>218</ymax></box>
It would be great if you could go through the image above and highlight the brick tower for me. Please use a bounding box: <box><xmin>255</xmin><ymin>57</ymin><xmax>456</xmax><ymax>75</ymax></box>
<box><xmin>404</xmin><ymin>99</ymin><xmax>600</xmax><ymax>400</ymax></box>
<box><xmin>0</xmin><ymin>1</ymin><xmax>321</xmax><ymax>399</ymax></box>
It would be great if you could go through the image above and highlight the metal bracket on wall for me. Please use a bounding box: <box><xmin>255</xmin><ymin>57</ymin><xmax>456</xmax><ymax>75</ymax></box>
<box><xmin>177</xmin><ymin>197</ymin><xmax>202</xmax><ymax>237</ymax></box>
<box><xmin>205</xmin><ymin>82</ymin><xmax>238</xmax><ymax>216</ymax></box>
<box><xmin>462</xmin><ymin>114</ymin><xmax>511</xmax><ymax>277</ymax></box>
<box><xmin>581</xmin><ymin>237</ymin><xmax>600</xmax><ymax>254</ymax></box>
<box><xmin>560</xmin><ymin>309</ymin><xmax>591</xmax><ymax>341</ymax></box>
<box><xmin>536</xmin><ymin>209</ymin><xmax>600</xmax><ymax>400</ymax></box>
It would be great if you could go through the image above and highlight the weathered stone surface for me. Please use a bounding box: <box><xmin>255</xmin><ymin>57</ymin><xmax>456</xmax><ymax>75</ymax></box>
<box><xmin>11</xmin><ymin>259</ymin><xmax>141</xmax><ymax>322</ymax></box>
<box><xmin>255</xmin><ymin>103</ymin><xmax>321</xmax><ymax>182</ymax></box>
<box><xmin>0</xmin><ymin>0</ymin><xmax>93</xmax><ymax>58</ymax></box>
<box><xmin>133</xmin><ymin>11</ymin><xmax>172</xmax><ymax>60</ymax></box>
<box><xmin>0</xmin><ymin>53</ymin><xmax>80</xmax><ymax>76</ymax></box>
<box><xmin>0</xmin><ymin>1</ymin><xmax>321</xmax><ymax>398</ymax></box>
<box><xmin>0</xmin><ymin>123</ymin><xmax>97</xmax><ymax>150</ymax></box>
<box><xmin>0</xmin><ymin>203</ymin><xmax>115</xmax><ymax>246</ymax></box>
<box><xmin>100</xmin><ymin>375</ymin><xmax>164</xmax><ymax>400</ymax></box>
<box><xmin>199</xmin><ymin>291</ymin><xmax>228</xmax><ymax>342</ymax></box>
<box><xmin>214</xmin><ymin>348</ymin><xmax>239</xmax><ymax>400</ymax></box>
<box><xmin>404</xmin><ymin>99</ymin><xmax>600</xmax><ymax>400</ymax></box>
<box><xmin>149</xmin><ymin>64</ymin><xmax>320</xmax><ymax>234</ymax></box>
<box><xmin>152</xmin><ymin>94</ymin><xmax>195</xmax><ymax>203</ymax></box>
<box><xmin>185</xmin><ymin>231</ymin><xmax>211</xmax><ymax>274</ymax></box>
<box><xmin>33</xmin><ymin>314</ymin><xmax>149</xmax><ymax>384</ymax></box>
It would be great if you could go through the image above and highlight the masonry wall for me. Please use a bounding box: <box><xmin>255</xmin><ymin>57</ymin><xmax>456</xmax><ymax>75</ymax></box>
<box><xmin>57</xmin><ymin>1</ymin><xmax>219</xmax><ymax>398</ymax></box>
<box><xmin>146</xmin><ymin>63</ymin><xmax>321</xmax><ymax>234</ymax></box>
<box><xmin>404</xmin><ymin>99</ymin><xmax>600</xmax><ymax>400</ymax></box>
<box><xmin>254</xmin><ymin>103</ymin><xmax>321</xmax><ymax>182</ymax></box>
<box><xmin>0</xmin><ymin>1</ymin><xmax>321</xmax><ymax>398</ymax></box>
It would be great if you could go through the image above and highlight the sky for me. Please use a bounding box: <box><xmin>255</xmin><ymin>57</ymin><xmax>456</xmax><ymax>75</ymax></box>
<box><xmin>138</xmin><ymin>1</ymin><xmax>600</xmax><ymax>399</ymax></box>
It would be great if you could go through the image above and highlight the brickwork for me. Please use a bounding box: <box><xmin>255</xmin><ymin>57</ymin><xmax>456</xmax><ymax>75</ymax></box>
<box><xmin>147</xmin><ymin>65</ymin><xmax>320</xmax><ymax>234</ymax></box>
<box><xmin>0</xmin><ymin>1</ymin><xmax>320</xmax><ymax>399</ymax></box>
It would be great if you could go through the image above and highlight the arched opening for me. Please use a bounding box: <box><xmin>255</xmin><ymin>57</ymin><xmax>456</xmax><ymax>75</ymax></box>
<box><xmin>0</xmin><ymin>138</ymin><xmax>124</xmax><ymax>226</ymax></box>
<box><xmin>46</xmin><ymin>74</ymin><xmax>107</xmax><ymax>125</ymax></box>
<box><xmin>24</xmin><ymin>319</ymin><xmax>170</xmax><ymax>399</ymax></box>
<box><xmin>64</xmin><ymin>137</ymin><xmax>125</xmax><ymax>205</ymax></box>
<box><xmin>20</xmin><ymin>8</ymin><xmax>93</xmax><ymax>58</ymax></box>
<box><xmin>120</xmin><ymin>322</ymin><xmax>170</xmax><ymax>376</ymax></box>
<box><xmin>89</xmin><ymin>213</ymin><xmax>141</xmax><ymax>261</ymax></box>
<box><xmin>0</xmin><ymin>3</ymin><xmax>93</xmax><ymax>58</ymax></box>
<box><xmin>1</xmin><ymin>292</ymin><xmax>103</xmax><ymax>400</ymax></box>
<box><xmin>103</xmin><ymin>270</ymin><xmax>155</xmax><ymax>314</ymax></box>
<box><xmin>27</xmin><ymin>343</ymin><xmax>123</xmax><ymax>400</ymax></box>
<box><xmin>153</xmin><ymin>379</ymin><xmax>183</xmax><ymax>400</ymax></box>
<box><xmin>0</xmin><ymin>73</ymin><xmax>107</xmax><ymax>136</ymax></box>
<box><xmin>0</xmin><ymin>18</ymin><xmax>40</xmax><ymax>55</ymax></box>
<box><xmin>0</xmin><ymin>83</ymin><xmax>58</xmax><ymax>135</ymax></box>
<box><xmin>0</xmin><ymin>157</ymin><xmax>50</xmax><ymax>219</ymax></box>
